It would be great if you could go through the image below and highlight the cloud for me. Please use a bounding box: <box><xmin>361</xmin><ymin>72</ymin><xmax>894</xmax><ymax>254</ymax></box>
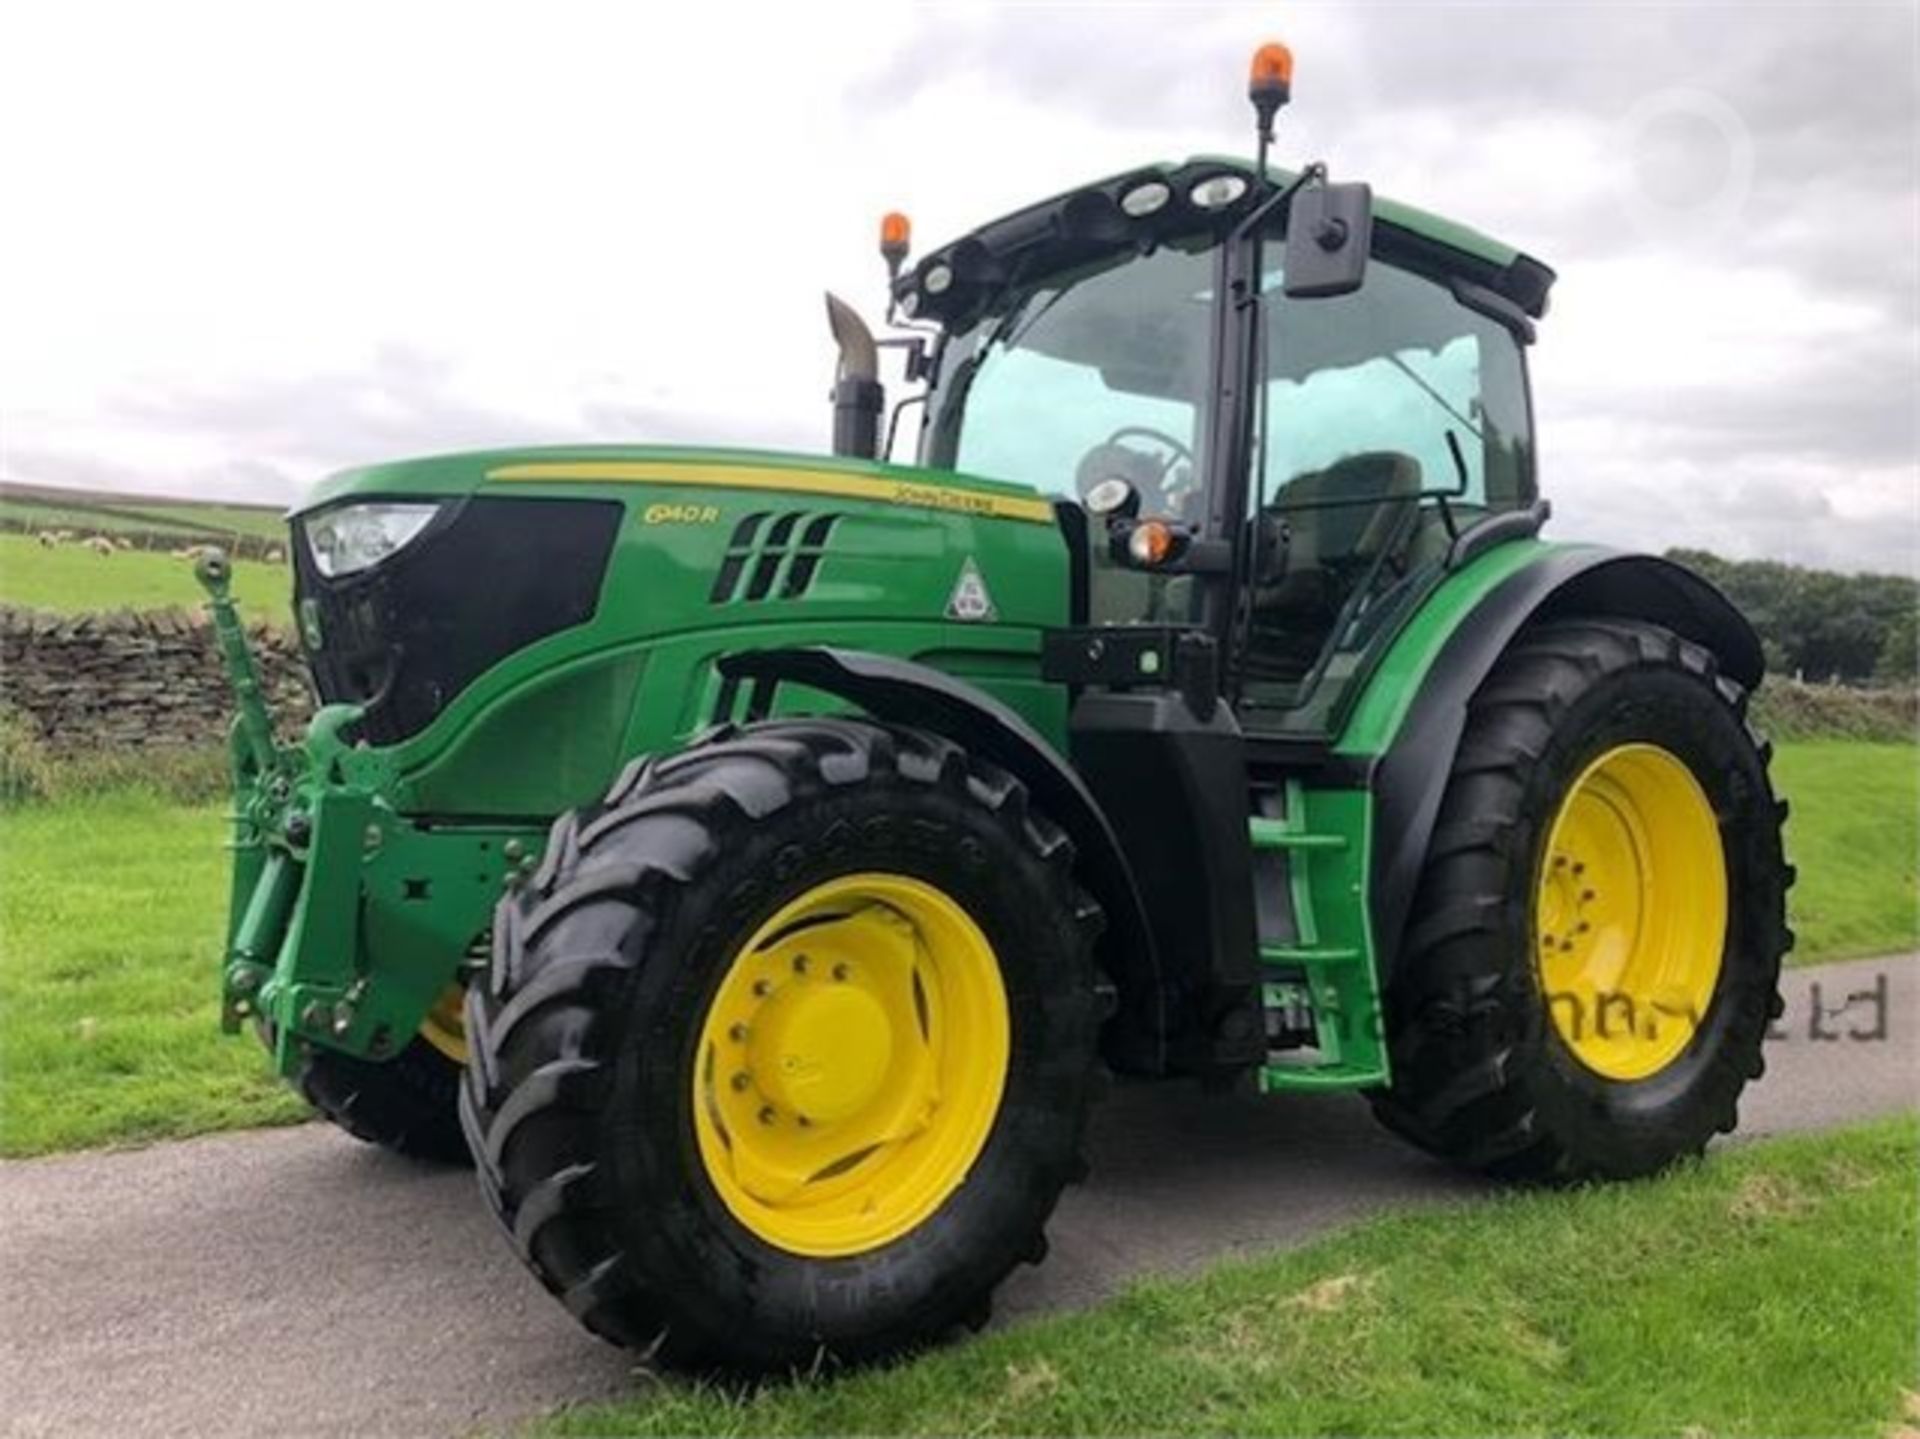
<box><xmin>1</xmin><ymin>1</ymin><xmax>1913</xmax><ymax>578</ymax></box>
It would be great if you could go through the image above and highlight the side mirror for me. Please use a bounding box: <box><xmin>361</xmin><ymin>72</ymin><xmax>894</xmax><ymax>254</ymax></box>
<box><xmin>1282</xmin><ymin>182</ymin><xmax>1373</xmax><ymax>299</ymax></box>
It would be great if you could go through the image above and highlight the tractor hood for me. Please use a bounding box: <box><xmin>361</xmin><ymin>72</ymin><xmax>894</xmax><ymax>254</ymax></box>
<box><xmin>283</xmin><ymin>444</ymin><xmax>1068</xmax><ymax>816</ymax></box>
<box><xmin>294</xmin><ymin>443</ymin><xmax>1050</xmax><ymax>520</ymax></box>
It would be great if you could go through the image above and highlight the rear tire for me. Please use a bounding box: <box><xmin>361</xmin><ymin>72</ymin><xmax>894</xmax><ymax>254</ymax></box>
<box><xmin>462</xmin><ymin>719</ymin><xmax>1104</xmax><ymax>1371</ymax></box>
<box><xmin>1371</xmin><ymin>619</ymin><xmax>1791</xmax><ymax>1182</ymax></box>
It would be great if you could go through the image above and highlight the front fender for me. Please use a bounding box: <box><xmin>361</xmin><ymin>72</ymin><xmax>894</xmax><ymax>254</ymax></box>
<box><xmin>718</xmin><ymin>646</ymin><xmax>1166</xmax><ymax>1071</ymax></box>
<box><xmin>1351</xmin><ymin>546</ymin><xmax>1763</xmax><ymax>982</ymax></box>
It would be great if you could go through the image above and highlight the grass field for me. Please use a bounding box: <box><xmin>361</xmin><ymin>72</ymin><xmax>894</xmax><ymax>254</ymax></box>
<box><xmin>537</xmin><ymin>1114</ymin><xmax>1918</xmax><ymax>1438</ymax></box>
<box><xmin>1773</xmin><ymin>743</ymin><xmax>1919</xmax><ymax>962</ymax></box>
<box><xmin>0</xmin><ymin>742</ymin><xmax>1911</xmax><ymax>1158</ymax></box>
<box><xmin>0</xmin><ymin>533</ymin><xmax>290</xmax><ymax>616</ymax></box>
<box><xmin>0</xmin><ymin>792</ymin><xmax>307</xmax><ymax>1156</ymax></box>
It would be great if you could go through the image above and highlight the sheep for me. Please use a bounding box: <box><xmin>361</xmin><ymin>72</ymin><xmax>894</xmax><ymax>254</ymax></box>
<box><xmin>265</xmin><ymin>546</ymin><xmax>285</xmax><ymax>564</ymax></box>
<box><xmin>84</xmin><ymin>535</ymin><xmax>115</xmax><ymax>557</ymax></box>
<box><xmin>36</xmin><ymin>531</ymin><xmax>57</xmax><ymax>548</ymax></box>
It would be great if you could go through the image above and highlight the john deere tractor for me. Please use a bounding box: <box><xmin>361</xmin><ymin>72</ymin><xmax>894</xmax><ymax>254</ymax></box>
<box><xmin>199</xmin><ymin>42</ymin><xmax>1790</xmax><ymax>1371</ymax></box>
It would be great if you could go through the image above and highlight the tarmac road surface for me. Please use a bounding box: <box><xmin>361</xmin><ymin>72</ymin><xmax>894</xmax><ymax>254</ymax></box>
<box><xmin>3</xmin><ymin>952</ymin><xmax>1913</xmax><ymax>1438</ymax></box>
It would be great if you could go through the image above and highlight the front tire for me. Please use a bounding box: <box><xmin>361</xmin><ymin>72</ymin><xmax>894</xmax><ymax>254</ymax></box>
<box><xmin>462</xmin><ymin>719</ymin><xmax>1103</xmax><ymax>1371</ymax></box>
<box><xmin>1372</xmin><ymin>619</ymin><xmax>1791</xmax><ymax>1182</ymax></box>
<box><xmin>292</xmin><ymin>999</ymin><xmax>470</xmax><ymax>1165</ymax></box>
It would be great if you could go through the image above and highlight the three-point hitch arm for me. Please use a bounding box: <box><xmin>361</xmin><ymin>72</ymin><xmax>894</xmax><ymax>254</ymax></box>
<box><xmin>192</xmin><ymin>549</ymin><xmax>284</xmax><ymax>777</ymax></box>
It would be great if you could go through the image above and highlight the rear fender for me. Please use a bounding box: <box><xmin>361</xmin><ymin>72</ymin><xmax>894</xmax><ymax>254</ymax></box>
<box><xmin>1360</xmin><ymin>548</ymin><xmax>1762</xmax><ymax>982</ymax></box>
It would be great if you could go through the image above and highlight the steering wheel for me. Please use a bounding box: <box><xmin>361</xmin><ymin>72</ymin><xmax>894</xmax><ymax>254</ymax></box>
<box><xmin>1105</xmin><ymin>425</ymin><xmax>1193</xmax><ymax>471</ymax></box>
<box><xmin>1075</xmin><ymin>425</ymin><xmax>1196</xmax><ymax>514</ymax></box>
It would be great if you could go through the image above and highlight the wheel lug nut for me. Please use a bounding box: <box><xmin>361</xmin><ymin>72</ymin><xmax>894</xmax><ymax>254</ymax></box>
<box><xmin>797</xmin><ymin>1115</ymin><xmax>813</xmax><ymax>1128</ymax></box>
<box><xmin>752</xmin><ymin>979</ymin><xmax>772</xmax><ymax>998</ymax></box>
<box><xmin>1577</xmin><ymin>921</ymin><xmax>1591</xmax><ymax>934</ymax></box>
<box><xmin>731</xmin><ymin>1072</ymin><xmax>751</xmax><ymax>1092</ymax></box>
<box><xmin>1572</xmin><ymin>862</ymin><xmax>1585</xmax><ymax>875</ymax></box>
<box><xmin>1582</xmin><ymin>889</ymin><xmax>1596</xmax><ymax>901</ymax></box>
<box><xmin>1553</xmin><ymin>855</ymin><xmax>1567</xmax><ymax>869</ymax></box>
<box><xmin>758</xmin><ymin>1106</ymin><xmax>776</xmax><ymax>1125</ymax></box>
<box><xmin>832</xmin><ymin>963</ymin><xmax>850</xmax><ymax>982</ymax></box>
<box><xmin>1560</xmin><ymin>940</ymin><xmax>1575</xmax><ymax>952</ymax></box>
<box><xmin>793</xmin><ymin>955</ymin><xmax>809</xmax><ymax>975</ymax></box>
<box><xmin>729</xmin><ymin>1023</ymin><xmax>749</xmax><ymax>1042</ymax></box>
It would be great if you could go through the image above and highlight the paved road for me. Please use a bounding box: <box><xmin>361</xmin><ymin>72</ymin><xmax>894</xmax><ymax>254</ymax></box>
<box><xmin>4</xmin><ymin>954</ymin><xmax>1913</xmax><ymax>1438</ymax></box>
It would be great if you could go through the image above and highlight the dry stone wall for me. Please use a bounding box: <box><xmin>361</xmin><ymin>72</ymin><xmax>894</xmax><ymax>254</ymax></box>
<box><xmin>0</xmin><ymin>606</ymin><xmax>314</xmax><ymax>751</ymax></box>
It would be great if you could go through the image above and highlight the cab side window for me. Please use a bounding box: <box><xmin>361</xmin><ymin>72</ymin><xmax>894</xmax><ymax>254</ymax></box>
<box><xmin>1241</xmin><ymin>255</ymin><xmax>1535</xmax><ymax>716</ymax></box>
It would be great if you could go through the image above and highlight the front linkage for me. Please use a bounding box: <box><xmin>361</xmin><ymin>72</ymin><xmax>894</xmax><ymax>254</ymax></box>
<box><xmin>196</xmin><ymin>551</ymin><xmax>539</xmax><ymax>1080</ymax></box>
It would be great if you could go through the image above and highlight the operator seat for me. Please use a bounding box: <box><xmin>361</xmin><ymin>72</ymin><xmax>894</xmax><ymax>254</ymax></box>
<box><xmin>1247</xmin><ymin>451</ymin><xmax>1423</xmax><ymax>682</ymax></box>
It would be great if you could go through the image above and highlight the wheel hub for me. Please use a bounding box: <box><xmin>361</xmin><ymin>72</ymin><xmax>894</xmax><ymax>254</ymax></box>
<box><xmin>749</xmin><ymin>977</ymin><xmax>895</xmax><ymax>1124</ymax></box>
<box><xmin>417</xmin><ymin>982</ymin><xmax>468</xmax><ymax>1063</ymax></box>
<box><xmin>692</xmin><ymin>873</ymin><xmax>1010</xmax><ymax>1257</ymax></box>
<box><xmin>1534</xmin><ymin>743</ymin><xmax>1727</xmax><ymax>1081</ymax></box>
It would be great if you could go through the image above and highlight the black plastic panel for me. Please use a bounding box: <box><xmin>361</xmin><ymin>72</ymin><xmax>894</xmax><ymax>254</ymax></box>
<box><xmin>293</xmin><ymin>496</ymin><xmax>621</xmax><ymax>746</ymax></box>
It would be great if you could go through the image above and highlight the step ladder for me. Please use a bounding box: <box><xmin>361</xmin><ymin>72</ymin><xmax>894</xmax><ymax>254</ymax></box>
<box><xmin>1249</xmin><ymin>781</ymin><xmax>1391</xmax><ymax>1092</ymax></box>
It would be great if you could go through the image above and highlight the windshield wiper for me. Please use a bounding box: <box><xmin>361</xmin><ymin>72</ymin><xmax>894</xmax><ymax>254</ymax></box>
<box><xmin>1385</xmin><ymin>353</ymin><xmax>1484</xmax><ymax>441</ymax></box>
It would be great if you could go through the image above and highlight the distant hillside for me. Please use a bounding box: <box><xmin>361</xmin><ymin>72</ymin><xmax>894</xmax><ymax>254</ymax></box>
<box><xmin>0</xmin><ymin>482</ymin><xmax>287</xmax><ymax>556</ymax></box>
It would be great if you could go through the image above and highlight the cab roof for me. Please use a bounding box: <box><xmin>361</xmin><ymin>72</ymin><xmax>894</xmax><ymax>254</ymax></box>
<box><xmin>898</xmin><ymin>155</ymin><xmax>1555</xmax><ymax>330</ymax></box>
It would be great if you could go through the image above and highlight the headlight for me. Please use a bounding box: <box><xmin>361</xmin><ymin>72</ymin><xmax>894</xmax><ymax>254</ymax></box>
<box><xmin>1119</xmin><ymin>180</ymin><xmax>1172</xmax><ymax>217</ymax></box>
<box><xmin>1189</xmin><ymin>174</ymin><xmax>1249</xmax><ymax>210</ymax></box>
<box><xmin>303</xmin><ymin>502</ymin><xmax>440</xmax><ymax>578</ymax></box>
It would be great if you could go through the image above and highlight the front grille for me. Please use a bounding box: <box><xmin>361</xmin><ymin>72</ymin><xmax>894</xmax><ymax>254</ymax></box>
<box><xmin>293</xmin><ymin>495</ymin><xmax>622</xmax><ymax>746</ymax></box>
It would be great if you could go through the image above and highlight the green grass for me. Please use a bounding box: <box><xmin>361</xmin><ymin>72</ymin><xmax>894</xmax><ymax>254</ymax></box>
<box><xmin>0</xmin><ymin>791</ymin><xmax>307</xmax><ymax>1156</ymax></box>
<box><xmin>537</xmin><ymin>1115</ymin><xmax>1919</xmax><ymax>1438</ymax></box>
<box><xmin>1777</xmin><ymin>741</ymin><xmax>1919</xmax><ymax>962</ymax></box>
<box><xmin>0</xmin><ymin>532</ymin><xmax>289</xmax><ymax>615</ymax></box>
<box><xmin>0</xmin><ymin>744</ymin><xmax>1908</xmax><ymax>1157</ymax></box>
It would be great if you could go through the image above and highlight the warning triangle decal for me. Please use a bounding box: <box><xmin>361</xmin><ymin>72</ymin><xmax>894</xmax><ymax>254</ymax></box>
<box><xmin>946</xmin><ymin>556</ymin><xmax>998</xmax><ymax>622</ymax></box>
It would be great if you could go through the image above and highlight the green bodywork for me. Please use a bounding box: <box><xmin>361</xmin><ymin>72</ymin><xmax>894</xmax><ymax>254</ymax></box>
<box><xmin>195</xmin><ymin>144</ymin><xmax>1568</xmax><ymax>1090</ymax></box>
<box><xmin>198</xmin><ymin>441</ymin><xmax>1573</xmax><ymax>1085</ymax></box>
<box><xmin>204</xmin><ymin>446</ymin><xmax>1068</xmax><ymax>1071</ymax></box>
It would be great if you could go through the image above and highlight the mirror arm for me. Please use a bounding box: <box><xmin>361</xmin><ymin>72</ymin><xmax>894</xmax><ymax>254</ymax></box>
<box><xmin>1231</xmin><ymin>161</ymin><xmax>1327</xmax><ymax>250</ymax></box>
<box><xmin>882</xmin><ymin>391</ymin><xmax>928</xmax><ymax>464</ymax></box>
<box><xmin>875</xmin><ymin>335</ymin><xmax>929</xmax><ymax>383</ymax></box>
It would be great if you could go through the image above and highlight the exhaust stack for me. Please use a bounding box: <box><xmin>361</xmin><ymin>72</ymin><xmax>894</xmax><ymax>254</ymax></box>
<box><xmin>825</xmin><ymin>292</ymin><xmax>884</xmax><ymax>460</ymax></box>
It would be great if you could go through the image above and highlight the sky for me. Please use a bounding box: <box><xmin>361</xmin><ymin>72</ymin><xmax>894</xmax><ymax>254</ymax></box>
<box><xmin>2</xmin><ymin>2</ymin><xmax>1916</xmax><ymax>575</ymax></box>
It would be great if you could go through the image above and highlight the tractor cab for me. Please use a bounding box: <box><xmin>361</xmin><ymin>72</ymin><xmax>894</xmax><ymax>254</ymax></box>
<box><xmin>862</xmin><ymin>152</ymin><xmax>1554</xmax><ymax>737</ymax></box>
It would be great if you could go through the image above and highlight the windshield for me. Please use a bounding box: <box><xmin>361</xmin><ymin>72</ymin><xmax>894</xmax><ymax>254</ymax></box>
<box><xmin>920</xmin><ymin>240</ymin><xmax>1219</xmax><ymax>520</ymax></box>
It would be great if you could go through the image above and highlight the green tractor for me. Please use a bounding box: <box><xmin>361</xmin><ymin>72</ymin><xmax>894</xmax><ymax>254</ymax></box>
<box><xmin>200</xmin><ymin>42</ymin><xmax>1790</xmax><ymax>1371</ymax></box>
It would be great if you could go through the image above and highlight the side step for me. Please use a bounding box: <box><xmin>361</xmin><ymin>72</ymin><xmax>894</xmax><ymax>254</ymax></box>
<box><xmin>1249</xmin><ymin>783</ymin><xmax>1390</xmax><ymax>1092</ymax></box>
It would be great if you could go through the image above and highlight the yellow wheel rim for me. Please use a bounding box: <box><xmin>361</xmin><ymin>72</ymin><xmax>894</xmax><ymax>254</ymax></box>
<box><xmin>691</xmin><ymin>872</ymin><xmax>1011</xmax><ymax>1258</ymax></box>
<box><xmin>1535</xmin><ymin>743</ymin><xmax>1728</xmax><ymax>1081</ymax></box>
<box><xmin>418</xmin><ymin>983</ymin><xmax>469</xmax><ymax>1064</ymax></box>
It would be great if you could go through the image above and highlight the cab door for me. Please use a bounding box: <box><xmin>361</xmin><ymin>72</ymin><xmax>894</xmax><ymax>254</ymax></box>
<box><xmin>1234</xmin><ymin>248</ymin><xmax>1539</xmax><ymax>737</ymax></box>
